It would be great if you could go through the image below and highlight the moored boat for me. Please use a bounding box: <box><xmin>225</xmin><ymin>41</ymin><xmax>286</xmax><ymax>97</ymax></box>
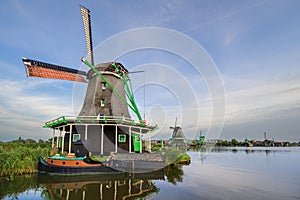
<box><xmin>37</xmin><ymin>156</ymin><xmax>118</xmax><ymax>174</ymax></box>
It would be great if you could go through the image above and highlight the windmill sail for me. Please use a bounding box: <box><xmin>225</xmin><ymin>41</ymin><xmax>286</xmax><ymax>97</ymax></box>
<box><xmin>80</xmin><ymin>5</ymin><xmax>94</xmax><ymax>65</ymax></box>
<box><xmin>22</xmin><ymin>58</ymin><xmax>87</xmax><ymax>83</ymax></box>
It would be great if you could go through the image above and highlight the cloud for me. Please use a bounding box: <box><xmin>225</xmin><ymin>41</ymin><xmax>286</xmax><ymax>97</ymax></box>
<box><xmin>225</xmin><ymin>79</ymin><xmax>300</xmax><ymax>124</ymax></box>
<box><xmin>0</xmin><ymin>79</ymin><xmax>73</xmax><ymax>140</ymax></box>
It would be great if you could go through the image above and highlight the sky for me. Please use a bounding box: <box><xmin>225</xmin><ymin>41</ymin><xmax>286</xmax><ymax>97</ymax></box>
<box><xmin>0</xmin><ymin>0</ymin><xmax>300</xmax><ymax>142</ymax></box>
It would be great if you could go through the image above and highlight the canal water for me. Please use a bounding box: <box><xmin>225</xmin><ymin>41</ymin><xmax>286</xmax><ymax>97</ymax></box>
<box><xmin>1</xmin><ymin>147</ymin><xmax>300</xmax><ymax>199</ymax></box>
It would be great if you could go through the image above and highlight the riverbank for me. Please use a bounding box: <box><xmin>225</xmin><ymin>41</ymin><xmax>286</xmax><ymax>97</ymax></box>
<box><xmin>0</xmin><ymin>139</ymin><xmax>51</xmax><ymax>179</ymax></box>
<box><xmin>162</xmin><ymin>147</ymin><xmax>191</xmax><ymax>166</ymax></box>
<box><xmin>189</xmin><ymin>139</ymin><xmax>300</xmax><ymax>148</ymax></box>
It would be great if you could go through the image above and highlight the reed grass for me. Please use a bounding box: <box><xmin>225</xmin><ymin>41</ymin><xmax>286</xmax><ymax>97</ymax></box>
<box><xmin>0</xmin><ymin>140</ymin><xmax>51</xmax><ymax>179</ymax></box>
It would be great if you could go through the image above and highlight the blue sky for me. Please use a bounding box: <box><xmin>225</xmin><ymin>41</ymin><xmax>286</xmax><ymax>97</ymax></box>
<box><xmin>0</xmin><ymin>0</ymin><xmax>300</xmax><ymax>142</ymax></box>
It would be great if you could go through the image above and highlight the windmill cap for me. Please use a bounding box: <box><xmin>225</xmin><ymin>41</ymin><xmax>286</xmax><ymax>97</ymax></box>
<box><xmin>87</xmin><ymin>62</ymin><xmax>128</xmax><ymax>78</ymax></box>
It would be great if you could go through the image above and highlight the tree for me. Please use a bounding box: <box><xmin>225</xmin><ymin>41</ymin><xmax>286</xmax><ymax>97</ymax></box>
<box><xmin>231</xmin><ymin>139</ymin><xmax>239</xmax><ymax>146</ymax></box>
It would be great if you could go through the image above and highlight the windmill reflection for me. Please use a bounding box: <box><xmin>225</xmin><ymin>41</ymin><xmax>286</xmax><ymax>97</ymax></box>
<box><xmin>38</xmin><ymin>171</ymin><xmax>163</xmax><ymax>200</ymax></box>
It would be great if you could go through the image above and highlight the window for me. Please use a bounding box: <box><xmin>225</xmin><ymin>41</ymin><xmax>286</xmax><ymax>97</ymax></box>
<box><xmin>101</xmin><ymin>82</ymin><xmax>106</xmax><ymax>90</ymax></box>
<box><xmin>118</xmin><ymin>180</ymin><xmax>125</xmax><ymax>186</ymax></box>
<box><xmin>101</xmin><ymin>99</ymin><xmax>105</xmax><ymax>107</ymax></box>
<box><xmin>97</xmin><ymin>113</ymin><xmax>104</xmax><ymax>120</ymax></box>
<box><xmin>100</xmin><ymin>113</ymin><xmax>104</xmax><ymax>120</ymax></box>
<box><xmin>118</xmin><ymin>134</ymin><xmax>126</xmax><ymax>143</ymax></box>
<box><xmin>72</xmin><ymin>134</ymin><xmax>80</xmax><ymax>142</ymax></box>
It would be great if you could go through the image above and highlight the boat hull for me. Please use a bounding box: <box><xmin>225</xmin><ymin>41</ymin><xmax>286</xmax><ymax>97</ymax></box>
<box><xmin>37</xmin><ymin>156</ymin><xmax>118</xmax><ymax>174</ymax></box>
<box><xmin>37</xmin><ymin>153</ymin><xmax>166</xmax><ymax>174</ymax></box>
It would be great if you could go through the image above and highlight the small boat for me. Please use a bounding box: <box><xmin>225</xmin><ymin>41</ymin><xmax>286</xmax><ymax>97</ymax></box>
<box><xmin>37</xmin><ymin>152</ymin><xmax>165</xmax><ymax>174</ymax></box>
<box><xmin>37</xmin><ymin>156</ymin><xmax>118</xmax><ymax>174</ymax></box>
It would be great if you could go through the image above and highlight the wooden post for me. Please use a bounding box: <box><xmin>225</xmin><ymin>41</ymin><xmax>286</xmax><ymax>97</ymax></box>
<box><xmin>68</xmin><ymin>125</ymin><xmax>72</xmax><ymax>154</ymax></box>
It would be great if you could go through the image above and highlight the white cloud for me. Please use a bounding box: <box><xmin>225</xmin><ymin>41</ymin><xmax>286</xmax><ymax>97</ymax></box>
<box><xmin>0</xmin><ymin>79</ymin><xmax>73</xmax><ymax>140</ymax></box>
<box><xmin>225</xmin><ymin>79</ymin><xmax>300</xmax><ymax>124</ymax></box>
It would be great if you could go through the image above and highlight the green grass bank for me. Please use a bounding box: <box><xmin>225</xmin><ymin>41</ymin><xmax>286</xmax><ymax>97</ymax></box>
<box><xmin>0</xmin><ymin>139</ymin><xmax>51</xmax><ymax>179</ymax></box>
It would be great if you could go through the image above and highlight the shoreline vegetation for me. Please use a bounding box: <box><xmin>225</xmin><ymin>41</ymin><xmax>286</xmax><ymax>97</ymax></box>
<box><xmin>0</xmin><ymin>138</ymin><xmax>51</xmax><ymax>180</ymax></box>
<box><xmin>188</xmin><ymin>139</ymin><xmax>300</xmax><ymax>148</ymax></box>
<box><xmin>1</xmin><ymin>138</ymin><xmax>191</xmax><ymax>179</ymax></box>
<box><xmin>1</xmin><ymin>138</ymin><xmax>298</xmax><ymax>179</ymax></box>
<box><xmin>150</xmin><ymin>143</ymin><xmax>191</xmax><ymax>166</ymax></box>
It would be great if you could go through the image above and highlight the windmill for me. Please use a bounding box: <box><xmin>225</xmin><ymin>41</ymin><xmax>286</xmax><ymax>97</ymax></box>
<box><xmin>169</xmin><ymin>117</ymin><xmax>187</xmax><ymax>153</ymax></box>
<box><xmin>199</xmin><ymin>130</ymin><xmax>205</xmax><ymax>146</ymax></box>
<box><xmin>22</xmin><ymin>6</ymin><xmax>157</xmax><ymax>157</ymax></box>
<box><xmin>22</xmin><ymin>5</ymin><xmax>141</xmax><ymax>121</ymax></box>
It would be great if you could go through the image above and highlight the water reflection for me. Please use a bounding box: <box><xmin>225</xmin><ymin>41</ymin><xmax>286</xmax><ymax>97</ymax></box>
<box><xmin>164</xmin><ymin>166</ymin><xmax>184</xmax><ymax>185</ymax></box>
<box><xmin>210</xmin><ymin>147</ymin><xmax>291</xmax><ymax>153</ymax></box>
<box><xmin>1</xmin><ymin>165</ymin><xmax>187</xmax><ymax>200</ymax></box>
<box><xmin>0</xmin><ymin>175</ymin><xmax>38</xmax><ymax>199</ymax></box>
<box><xmin>176</xmin><ymin>148</ymin><xmax>300</xmax><ymax>200</ymax></box>
<box><xmin>189</xmin><ymin>146</ymin><xmax>293</xmax><ymax>161</ymax></box>
<box><xmin>2</xmin><ymin>148</ymin><xmax>300</xmax><ymax>199</ymax></box>
<box><xmin>38</xmin><ymin>172</ymin><xmax>163</xmax><ymax>200</ymax></box>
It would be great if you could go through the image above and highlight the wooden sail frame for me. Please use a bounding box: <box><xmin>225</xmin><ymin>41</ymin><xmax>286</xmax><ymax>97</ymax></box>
<box><xmin>22</xmin><ymin>58</ymin><xmax>87</xmax><ymax>83</ymax></box>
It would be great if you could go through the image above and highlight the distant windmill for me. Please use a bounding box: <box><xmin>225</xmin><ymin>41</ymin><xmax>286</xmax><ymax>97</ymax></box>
<box><xmin>169</xmin><ymin>117</ymin><xmax>187</xmax><ymax>153</ymax></box>
<box><xmin>264</xmin><ymin>132</ymin><xmax>267</xmax><ymax>141</ymax></box>
<box><xmin>199</xmin><ymin>130</ymin><xmax>205</xmax><ymax>146</ymax></box>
